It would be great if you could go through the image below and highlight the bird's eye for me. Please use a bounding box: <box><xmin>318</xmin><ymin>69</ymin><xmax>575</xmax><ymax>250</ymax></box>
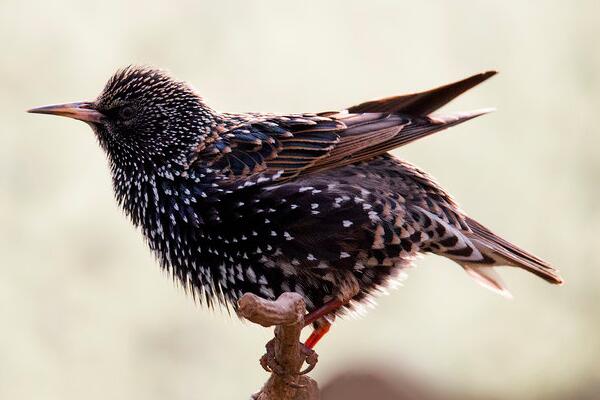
<box><xmin>119</xmin><ymin>106</ymin><xmax>135</xmax><ymax>120</ymax></box>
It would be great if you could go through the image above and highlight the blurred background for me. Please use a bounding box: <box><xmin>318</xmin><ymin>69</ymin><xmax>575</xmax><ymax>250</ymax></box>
<box><xmin>1</xmin><ymin>0</ymin><xmax>599</xmax><ymax>399</ymax></box>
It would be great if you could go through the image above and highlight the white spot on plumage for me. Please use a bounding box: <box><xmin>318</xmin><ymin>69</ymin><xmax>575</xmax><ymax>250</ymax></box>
<box><xmin>259</xmin><ymin>286</ymin><xmax>275</xmax><ymax>298</ymax></box>
<box><xmin>246</xmin><ymin>267</ymin><xmax>257</xmax><ymax>283</ymax></box>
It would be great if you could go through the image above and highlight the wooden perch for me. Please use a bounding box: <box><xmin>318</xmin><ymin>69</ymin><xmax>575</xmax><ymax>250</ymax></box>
<box><xmin>238</xmin><ymin>292</ymin><xmax>320</xmax><ymax>400</ymax></box>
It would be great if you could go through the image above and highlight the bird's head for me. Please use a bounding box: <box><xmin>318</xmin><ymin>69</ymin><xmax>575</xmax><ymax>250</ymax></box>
<box><xmin>29</xmin><ymin>66</ymin><xmax>215</xmax><ymax>173</ymax></box>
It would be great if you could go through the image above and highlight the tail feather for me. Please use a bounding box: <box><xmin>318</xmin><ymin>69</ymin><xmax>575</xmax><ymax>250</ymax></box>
<box><xmin>415</xmin><ymin>206</ymin><xmax>563</xmax><ymax>296</ymax></box>
<box><xmin>464</xmin><ymin>217</ymin><xmax>564</xmax><ymax>285</ymax></box>
<box><xmin>463</xmin><ymin>265</ymin><xmax>513</xmax><ymax>298</ymax></box>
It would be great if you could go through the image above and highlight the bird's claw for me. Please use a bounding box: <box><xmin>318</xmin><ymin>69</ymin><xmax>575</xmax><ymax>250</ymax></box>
<box><xmin>258</xmin><ymin>340</ymin><xmax>319</xmax><ymax>386</ymax></box>
<box><xmin>299</xmin><ymin>344</ymin><xmax>318</xmax><ymax>375</ymax></box>
<box><xmin>259</xmin><ymin>353</ymin><xmax>273</xmax><ymax>373</ymax></box>
<box><xmin>259</xmin><ymin>339</ymin><xmax>286</xmax><ymax>375</ymax></box>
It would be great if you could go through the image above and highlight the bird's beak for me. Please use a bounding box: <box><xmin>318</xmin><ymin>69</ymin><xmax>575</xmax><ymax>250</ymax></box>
<box><xmin>27</xmin><ymin>101</ymin><xmax>104</xmax><ymax>124</ymax></box>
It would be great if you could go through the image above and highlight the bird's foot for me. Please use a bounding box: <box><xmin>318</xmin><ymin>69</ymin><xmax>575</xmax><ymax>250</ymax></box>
<box><xmin>259</xmin><ymin>338</ymin><xmax>285</xmax><ymax>375</ymax></box>
<box><xmin>259</xmin><ymin>338</ymin><xmax>319</xmax><ymax>387</ymax></box>
<box><xmin>299</xmin><ymin>343</ymin><xmax>318</xmax><ymax>375</ymax></box>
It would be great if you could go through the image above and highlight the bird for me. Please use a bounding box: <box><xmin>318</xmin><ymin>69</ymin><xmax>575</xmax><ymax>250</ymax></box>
<box><xmin>29</xmin><ymin>66</ymin><xmax>563</xmax><ymax>348</ymax></box>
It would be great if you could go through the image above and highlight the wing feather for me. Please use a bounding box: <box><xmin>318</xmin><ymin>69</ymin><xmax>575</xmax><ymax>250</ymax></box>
<box><xmin>347</xmin><ymin>70</ymin><xmax>497</xmax><ymax>115</ymax></box>
<box><xmin>193</xmin><ymin>72</ymin><xmax>496</xmax><ymax>184</ymax></box>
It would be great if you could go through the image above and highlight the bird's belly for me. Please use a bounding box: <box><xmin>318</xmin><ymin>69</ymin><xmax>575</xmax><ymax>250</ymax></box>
<box><xmin>136</xmin><ymin>169</ymin><xmax>421</xmax><ymax>312</ymax></box>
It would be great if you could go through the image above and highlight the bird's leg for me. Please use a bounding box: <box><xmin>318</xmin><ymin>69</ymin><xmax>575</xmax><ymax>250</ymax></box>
<box><xmin>303</xmin><ymin>273</ymin><xmax>360</xmax><ymax>327</ymax></box>
<box><xmin>303</xmin><ymin>298</ymin><xmax>344</xmax><ymax>327</ymax></box>
<box><xmin>304</xmin><ymin>319</ymin><xmax>332</xmax><ymax>349</ymax></box>
<box><xmin>302</xmin><ymin>301</ymin><xmax>340</xmax><ymax>351</ymax></box>
<box><xmin>302</xmin><ymin>273</ymin><xmax>360</xmax><ymax>349</ymax></box>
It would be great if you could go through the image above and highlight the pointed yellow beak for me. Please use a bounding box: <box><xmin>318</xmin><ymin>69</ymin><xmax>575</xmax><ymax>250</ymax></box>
<box><xmin>28</xmin><ymin>102</ymin><xmax>104</xmax><ymax>124</ymax></box>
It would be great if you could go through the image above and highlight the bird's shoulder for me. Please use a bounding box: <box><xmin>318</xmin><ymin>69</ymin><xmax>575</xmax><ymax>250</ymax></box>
<box><xmin>189</xmin><ymin>112</ymin><xmax>344</xmax><ymax>182</ymax></box>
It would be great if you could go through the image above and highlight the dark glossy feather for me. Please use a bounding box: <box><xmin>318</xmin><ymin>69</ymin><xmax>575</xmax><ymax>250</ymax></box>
<box><xmin>347</xmin><ymin>70</ymin><xmax>497</xmax><ymax>115</ymax></box>
<box><xmin>196</xmin><ymin>108</ymin><xmax>492</xmax><ymax>185</ymax></box>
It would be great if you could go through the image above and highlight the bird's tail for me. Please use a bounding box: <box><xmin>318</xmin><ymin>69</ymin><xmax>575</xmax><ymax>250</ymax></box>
<box><xmin>416</xmin><ymin>204</ymin><xmax>563</xmax><ymax>297</ymax></box>
<box><xmin>456</xmin><ymin>217</ymin><xmax>563</xmax><ymax>297</ymax></box>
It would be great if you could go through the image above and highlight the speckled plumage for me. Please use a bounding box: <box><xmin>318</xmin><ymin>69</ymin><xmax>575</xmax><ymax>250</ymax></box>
<box><xmin>30</xmin><ymin>67</ymin><xmax>563</xmax><ymax>320</ymax></box>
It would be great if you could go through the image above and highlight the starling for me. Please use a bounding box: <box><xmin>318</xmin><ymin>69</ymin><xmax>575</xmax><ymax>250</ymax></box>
<box><xmin>29</xmin><ymin>67</ymin><xmax>562</xmax><ymax>347</ymax></box>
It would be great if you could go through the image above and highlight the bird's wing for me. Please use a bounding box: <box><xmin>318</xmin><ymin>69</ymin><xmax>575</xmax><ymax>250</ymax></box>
<box><xmin>304</xmin><ymin>109</ymin><xmax>491</xmax><ymax>174</ymax></box>
<box><xmin>196</xmin><ymin>110</ymin><xmax>489</xmax><ymax>185</ymax></box>
<box><xmin>194</xmin><ymin>71</ymin><xmax>496</xmax><ymax>184</ymax></box>
<box><xmin>195</xmin><ymin>114</ymin><xmax>344</xmax><ymax>182</ymax></box>
<box><xmin>346</xmin><ymin>70</ymin><xmax>497</xmax><ymax>115</ymax></box>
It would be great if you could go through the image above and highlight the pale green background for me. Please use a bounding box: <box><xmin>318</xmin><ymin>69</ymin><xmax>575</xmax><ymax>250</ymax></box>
<box><xmin>1</xmin><ymin>1</ymin><xmax>598</xmax><ymax>399</ymax></box>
